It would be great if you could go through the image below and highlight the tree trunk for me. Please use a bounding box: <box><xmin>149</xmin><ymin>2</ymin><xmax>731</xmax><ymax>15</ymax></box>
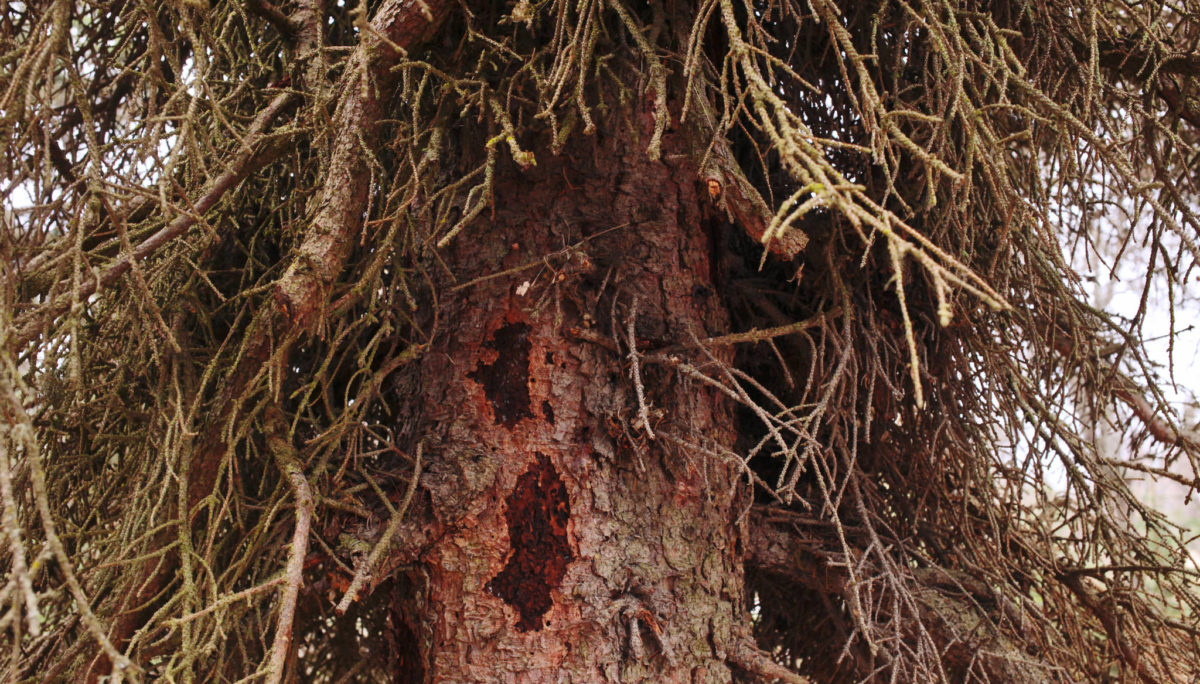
<box><xmin>395</xmin><ymin>108</ymin><xmax>748</xmax><ymax>681</ymax></box>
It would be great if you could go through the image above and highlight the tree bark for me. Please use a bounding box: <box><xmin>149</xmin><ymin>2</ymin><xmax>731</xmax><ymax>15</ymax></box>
<box><xmin>391</xmin><ymin>107</ymin><xmax>749</xmax><ymax>681</ymax></box>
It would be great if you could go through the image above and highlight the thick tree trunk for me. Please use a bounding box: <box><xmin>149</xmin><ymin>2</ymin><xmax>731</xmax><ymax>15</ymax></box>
<box><xmin>398</xmin><ymin>110</ymin><xmax>748</xmax><ymax>681</ymax></box>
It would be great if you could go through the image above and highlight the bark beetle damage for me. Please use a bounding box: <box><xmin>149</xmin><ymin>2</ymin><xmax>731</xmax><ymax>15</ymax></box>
<box><xmin>487</xmin><ymin>453</ymin><xmax>573</xmax><ymax>632</ymax></box>
<box><xmin>468</xmin><ymin>321</ymin><xmax>533</xmax><ymax>427</ymax></box>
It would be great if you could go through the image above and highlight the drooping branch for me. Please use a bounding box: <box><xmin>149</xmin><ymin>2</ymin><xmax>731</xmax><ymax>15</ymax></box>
<box><xmin>1055</xmin><ymin>568</ymin><xmax>1163</xmax><ymax>684</ymax></box>
<box><xmin>7</xmin><ymin>0</ymin><xmax>1200</xmax><ymax>680</ymax></box>
<box><xmin>83</xmin><ymin>1</ymin><xmax>456</xmax><ymax>676</ymax></box>
<box><xmin>271</xmin><ymin>0</ymin><xmax>455</xmax><ymax>328</ymax></box>
<box><xmin>1046</xmin><ymin>328</ymin><xmax>1200</xmax><ymax>453</ymax></box>
<box><xmin>1113</xmin><ymin>385</ymin><xmax>1200</xmax><ymax>452</ymax></box>
<box><xmin>729</xmin><ymin>633</ymin><xmax>813</xmax><ymax>684</ymax></box>
<box><xmin>263</xmin><ymin>406</ymin><xmax>313</xmax><ymax>684</ymax></box>
<box><xmin>334</xmin><ymin>441</ymin><xmax>422</xmax><ymax>614</ymax></box>
<box><xmin>15</xmin><ymin>91</ymin><xmax>299</xmax><ymax>348</ymax></box>
<box><xmin>1</xmin><ymin>333</ymin><xmax>136</xmax><ymax>678</ymax></box>
<box><xmin>1067</xmin><ymin>32</ymin><xmax>1200</xmax><ymax>130</ymax></box>
<box><xmin>743</xmin><ymin>507</ymin><xmax>1057</xmax><ymax>684</ymax></box>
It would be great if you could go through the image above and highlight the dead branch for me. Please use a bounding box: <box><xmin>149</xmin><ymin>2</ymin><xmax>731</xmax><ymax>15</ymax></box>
<box><xmin>264</xmin><ymin>406</ymin><xmax>314</xmax><ymax>684</ymax></box>
<box><xmin>729</xmin><ymin>633</ymin><xmax>812</xmax><ymax>684</ymax></box>
<box><xmin>14</xmin><ymin>91</ymin><xmax>299</xmax><ymax>348</ymax></box>
<box><xmin>335</xmin><ymin>441</ymin><xmax>422</xmax><ymax>613</ymax></box>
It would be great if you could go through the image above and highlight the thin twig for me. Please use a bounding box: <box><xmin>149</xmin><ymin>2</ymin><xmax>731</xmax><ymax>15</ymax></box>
<box><xmin>645</xmin><ymin>307</ymin><xmax>842</xmax><ymax>361</ymax></box>
<box><xmin>336</xmin><ymin>440</ymin><xmax>423</xmax><ymax>614</ymax></box>
<box><xmin>165</xmin><ymin>576</ymin><xmax>286</xmax><ymax>627</ymax></box>
<box><xmin>264</xmin><ymin>407</ymin><xmax>314</xmax><ymax>684</ymax></box>
<box><xmin>15</xmin><ymin>91</ymin><xmax>298</xmax><ymax>348</ymax></box>
<box><xmin>1</xmin><ymin>351</ymin><xmax>135</xmax><ymax>675</ymax></box>
<box><xmin>0</xmin><ymin>424</ymin><xmax>40</xmax><ymax>636</ymax></box>
<box><xmin>626</xmin><ymin>296</ymin><xmax>655</xmax><ymax>440</ymax></box>
<box><xmin>246</xmin><ymin>0</ymin><xmax>301</xmax><ymax>39</ymax></box>
<box><xmin>449</xmin><ymin>222</ymin><xmax>630</xmax><ymax>292</ymax></box>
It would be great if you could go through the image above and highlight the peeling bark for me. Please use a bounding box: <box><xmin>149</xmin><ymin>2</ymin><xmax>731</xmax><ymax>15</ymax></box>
<box><xmin>396</xmin><ymin>111</ymin><xmax>748</xmax><ymax>681</ymax></box>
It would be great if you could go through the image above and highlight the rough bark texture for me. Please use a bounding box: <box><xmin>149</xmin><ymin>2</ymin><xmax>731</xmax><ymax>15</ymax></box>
<box><xmin>395</xmin><ymin>107</ymin><xmax>747</xmax><ymax>681</ymax></box>
<box><xmin>12</xmin><ymin>1</ymin><xmax>1200</xmax><ymax>681</ymax></box>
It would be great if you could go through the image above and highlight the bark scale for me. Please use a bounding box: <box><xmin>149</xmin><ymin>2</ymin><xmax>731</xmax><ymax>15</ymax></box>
<box><xmin>399</xmin><ymin>110</ymin><xmax>748</xmax><ymax>681</ymax></box>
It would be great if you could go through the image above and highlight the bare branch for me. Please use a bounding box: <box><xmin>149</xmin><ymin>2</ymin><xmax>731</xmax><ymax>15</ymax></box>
<box><xmin>264</xmin><ymin>407</ymin><xmax>313</xmax><ymax>684</ymax></box>
<box><xmin>15</xmin><ymin>91</ymin><xmax>299</xmax><ymax>348</ymax></box>
<box><xmin>246</xmin><ymin>0</ymin><xmax>301</xmax><ymax>39</ymax></box>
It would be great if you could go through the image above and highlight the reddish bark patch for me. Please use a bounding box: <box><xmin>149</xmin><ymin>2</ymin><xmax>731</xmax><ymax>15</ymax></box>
<box><xmin>469</xmin><ymin>321</ymin><xmax>533</xmax><ymax>427</ymax></box>
<box><xmin>488</xmin><ymin>453</ymin><xmax>573</xmax><ymax>631</ymax></box>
